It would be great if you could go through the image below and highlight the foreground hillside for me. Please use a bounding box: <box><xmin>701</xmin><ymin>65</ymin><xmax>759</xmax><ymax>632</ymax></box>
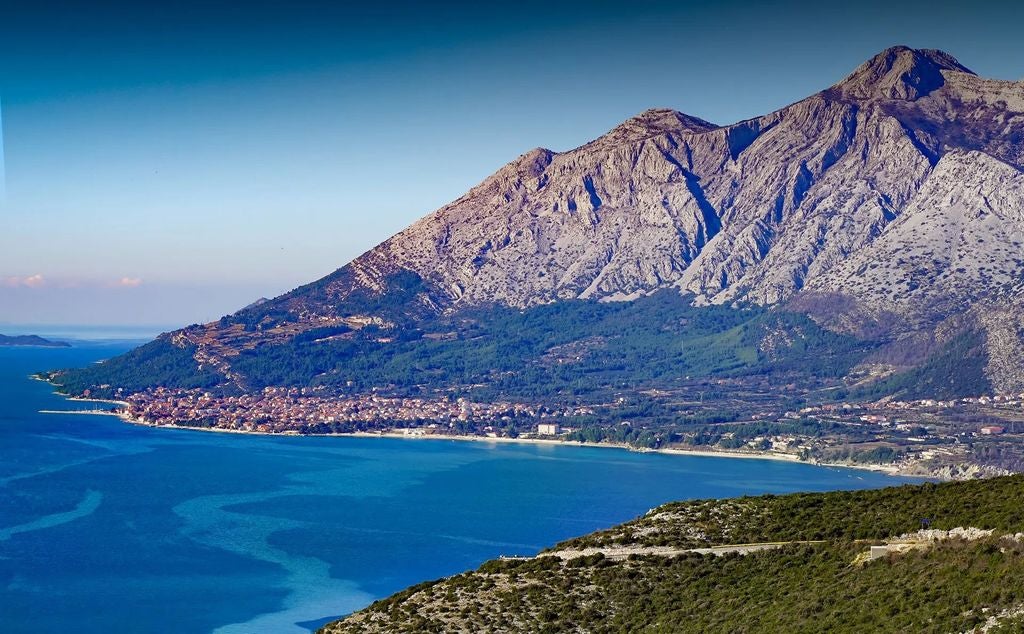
<box><xmin>323</xmin><ymin>476</ymin><xmax>1024</xmax><ymax>633</ymax></box>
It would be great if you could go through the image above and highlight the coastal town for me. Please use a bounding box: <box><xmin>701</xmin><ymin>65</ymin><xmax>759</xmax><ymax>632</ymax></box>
<box><xmin>81</xmin><ymin>384</ymin><xmax>1024</xmax><ymax>479</ymax></box>
<box><xmin>105</xmin><ymin>386</ymin><xmax>591</xmax><ymax>435</ymax></box>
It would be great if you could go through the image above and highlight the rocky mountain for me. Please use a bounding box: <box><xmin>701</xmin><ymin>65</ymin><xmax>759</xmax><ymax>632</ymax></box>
<box><xmin>59</xmin><ymin>46</ymin><xmax>1024</xmax><ymax>398</ymax></box>
<box><xmin>275</xmin><ymin>46</ymin><xmax>1023</xmax><ymax>316</ymax></box>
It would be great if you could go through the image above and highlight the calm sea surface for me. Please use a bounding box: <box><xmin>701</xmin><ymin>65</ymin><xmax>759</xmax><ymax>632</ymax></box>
<box><xmin>1</xmin><ymin>343</ymin><xmax>913</xmax><ymax>633</ymax></box>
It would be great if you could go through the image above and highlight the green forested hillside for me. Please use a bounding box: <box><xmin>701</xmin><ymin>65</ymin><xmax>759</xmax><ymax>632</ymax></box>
<box><xmin>227</xmin><ymin>293</ymin><xmax>864</xmax><ymax>395</ymax></box>
<box><xmin>50</xmin><ymin>292</ymin><xmax>869</xmax><ymax>400</ymax></box>
<box><xmin>556</xmin><ymin>477</ymin><xmax>1024</xmax><ymax>550</ymax></box>
<box><xmin>49</xmin><ymin>290</ymin><xmax>999</xmax><ymax>405</ymax></box>
<box><xmin>853</xmin><ymin>329</ymin><xmax>994</xmax><ymax>400</ymax></box>
<box><xmin>45</xmin><ymin>338</ymin><xmax>221</xmax><ymax>395</ymax></box>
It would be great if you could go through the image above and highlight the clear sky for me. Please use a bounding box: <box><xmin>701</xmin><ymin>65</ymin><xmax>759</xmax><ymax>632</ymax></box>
<box><xmin>1</xmin><ymin>0</ymin><xmax>1022</xmax><ymax>329</ymax></box>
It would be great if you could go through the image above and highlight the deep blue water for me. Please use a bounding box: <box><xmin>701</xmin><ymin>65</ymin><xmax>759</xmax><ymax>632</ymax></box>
<box><xmin>1</xmin><ymin>343</ymin><xmax>913</xmax><ymax>633</ymax></box>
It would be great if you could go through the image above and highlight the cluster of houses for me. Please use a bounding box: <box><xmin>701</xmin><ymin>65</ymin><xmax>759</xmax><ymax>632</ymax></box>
<box><xmin>122</xmin><ymin>387</ymin><xmax>540</xmax><ymax>432</ymax></box>
<box><xmin>119</xmin><ymin>387</ymin><xmax>593</xmax><ymax>436</ymax></box>
<box><xmin>794</xmin><ymin>394</ymin><xmax>1024</xmax><ymax>437</ymax></box>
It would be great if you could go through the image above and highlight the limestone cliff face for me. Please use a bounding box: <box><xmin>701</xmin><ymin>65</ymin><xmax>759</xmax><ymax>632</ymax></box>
<box><xmin>269</xmin><ymin>46</ymin><xmax>1022</xmax><ymax>319</ymax></box>
<box><xmin>807</xmin><ymin>150</ymin><xmax>1024</xmax><ymax>319</ymax></box>
<box><xmin>197</xmin><ymin>46</ymin><xmax>1024</xmax><ymax>389</ymax></box>
<box><xmin>978</xmin><ymin>303</ymin><xmax>1024</xmax><ymax>395</ymax></box>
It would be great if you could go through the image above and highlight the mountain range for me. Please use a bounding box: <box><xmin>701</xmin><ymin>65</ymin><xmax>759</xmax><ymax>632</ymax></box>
<box><xmin>56</xmin><ymin>46</ymin><xmax>1024</xmax><ymax>400</ymax></box>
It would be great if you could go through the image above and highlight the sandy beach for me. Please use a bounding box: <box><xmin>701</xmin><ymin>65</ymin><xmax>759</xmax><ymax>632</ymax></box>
<box><xmin>43</xmin><ymin>403</ymin><xmax>906</xmax><ymax>477</ymax></box>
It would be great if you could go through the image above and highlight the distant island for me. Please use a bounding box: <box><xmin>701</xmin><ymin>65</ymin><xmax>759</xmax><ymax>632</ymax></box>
<box><xmin>0</xmin><ymin>334</ymin><xmax>70</xmax><ymax>348</ymax></box>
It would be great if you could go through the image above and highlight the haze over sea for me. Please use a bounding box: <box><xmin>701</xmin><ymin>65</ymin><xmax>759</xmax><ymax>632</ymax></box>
<box><xmin>1</xmin><ymin>342</ymin><xmax>912</xmax><ymax>633</ymax></box>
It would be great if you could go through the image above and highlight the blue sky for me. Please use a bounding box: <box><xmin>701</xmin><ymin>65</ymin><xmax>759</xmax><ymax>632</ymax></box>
<box><xmin>1</xmin><ymin>0</ymin><xmax>1022</xmax><ymax>328</ymax></box>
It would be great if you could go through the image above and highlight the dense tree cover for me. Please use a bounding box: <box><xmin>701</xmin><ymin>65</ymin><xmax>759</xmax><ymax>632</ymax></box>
<box><xmin>566</xmin><ymin>410</ymin><xmax>739</xmax><ymax>448</ymax></box>
<box><xmin>852</xmin><ymin>329</ymin><xmax>993</xmax><ymax>400</ymax></box>
<box><xmin>51</xmin><ymin>289</ymin><xmax>990</xmax><ymax>404</ymax></box>
<box><xmin>47</xmin><ymin>338</ymin><xmax>221</xmax><ymax>397</ymax></box>
<box><xmin>330</xmin><ymin>541</ymin><xmax>1024</xmax><ymax>633</ymax></box>
<box><xmin>560</xmin><ymin>475</ymin><xmax>1024</xmax><ymax>550</ymax></box>
<box><xmin>49</xmin><ymin>290</ymin><xmax>872</xmax><ymax>399</ymax></box>
<box><xmin>58</xmin><ymin>288</ymin><xmax>999</xmax><ymax>407</ymax></box>
<box><xmin>809</xmin><ymin>444</ymin><xmax>907</xmax><ymax>465</ymax></box>
<box><xmin>205</xmin><ymin>291</ymin><xmax>870</xmax><ymax>400</ymax></box>
<box><xmin>563</xmin><ymin>416</ymin><xmax>871</xmax><ymax>451</ymax></box>
<box><xmin>324</xmin><ymin>476</ymin><xmax>1024</xmax><ymax>634</ymax></box>
<box><xmin>225</xmin><ymin>270</ymin><xmax>444</xmax><ymax>331</ymax></box>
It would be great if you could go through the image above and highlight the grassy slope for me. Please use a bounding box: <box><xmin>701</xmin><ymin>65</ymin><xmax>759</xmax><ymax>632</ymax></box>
<box><xmin>324</xmin><ymin>475</ymin><xmax>1024</xmax><ymax>633</ymax></box>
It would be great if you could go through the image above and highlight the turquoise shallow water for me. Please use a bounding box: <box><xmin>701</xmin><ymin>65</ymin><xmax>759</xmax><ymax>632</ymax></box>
<box><xmin>0</xmin><ymin>343</ymin><xmax>912</xmax><ymax>633</ymax></box>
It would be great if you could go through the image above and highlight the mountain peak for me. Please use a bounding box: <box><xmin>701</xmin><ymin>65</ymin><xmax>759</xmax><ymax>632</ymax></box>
<box><xmin>597</xmin><ymin>108</ymin><xmax>718</xmax><ymax>146</ymax></box>
<box><xmin>629</xmin><ymin>108</ymin><xmax>718</xmax><ymax>132</ymax></box>
<box><xmin>836</xmin><ymin>46</ymin><xmax>975</xmax><ymax>101</ymax></box>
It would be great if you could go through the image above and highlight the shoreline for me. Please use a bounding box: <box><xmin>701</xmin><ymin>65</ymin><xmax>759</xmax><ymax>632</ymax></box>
<box><xmin>64</xmin><ymin>396</ymin><xmax>130</xmax><ymax>408</ymax></box>
<box><xmin>49</xmin><ymin>405</ymin><xmax>910</xmax><ymax>478</ymax></box>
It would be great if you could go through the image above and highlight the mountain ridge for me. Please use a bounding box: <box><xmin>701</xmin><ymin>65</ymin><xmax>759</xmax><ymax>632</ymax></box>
<box><xmin>54</xmin><ymin>45</ymin><xmax>1024</xmax><ymax>400</ymax></box>
<box><xmin>261</xmin><ymin>45</ymin><xmax>1022</xmax><ymax>318</ymax></box>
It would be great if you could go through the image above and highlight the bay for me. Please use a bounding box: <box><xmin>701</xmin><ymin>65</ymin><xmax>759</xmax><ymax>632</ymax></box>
<box><xmin>0</xmin><ymin>343</ymin><xmax>912</xmax><ymax>633</ymax></box>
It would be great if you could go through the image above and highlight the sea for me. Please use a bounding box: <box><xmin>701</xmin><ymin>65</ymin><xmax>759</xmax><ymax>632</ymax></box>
<box><xmin>0</xmin><ymin>341</ymin><xmax>914</xmax><ymax>633</ymax></box>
